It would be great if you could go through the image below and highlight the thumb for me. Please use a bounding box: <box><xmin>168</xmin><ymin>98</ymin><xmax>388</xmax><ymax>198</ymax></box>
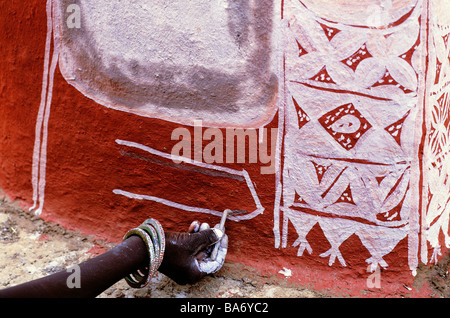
<box><xmin>190</xmin><ymin>228</ymin><xmax>223</xmax><ymax>254</ymax></box>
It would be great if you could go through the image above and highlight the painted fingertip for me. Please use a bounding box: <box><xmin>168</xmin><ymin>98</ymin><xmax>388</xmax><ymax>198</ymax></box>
<box><xmin>212</xmin><ymin>228</ymin><xmax>223</xmax><ymax>239</ymax></box>
<box><xmin>200</xmin><ymin>222</ymin><xmax>210</xmax><ymax>231</ymax></box>
<box><xmin>188</xmin><ymin>220</ymin><xmax>200</xmax><ymax>232</ymax></box>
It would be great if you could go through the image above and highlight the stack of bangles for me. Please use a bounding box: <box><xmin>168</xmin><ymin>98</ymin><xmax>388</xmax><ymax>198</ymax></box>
<box><xmin>122</xmin><ymin>218</ymin><xmax>166</xmax><ymax>288</ymax></box>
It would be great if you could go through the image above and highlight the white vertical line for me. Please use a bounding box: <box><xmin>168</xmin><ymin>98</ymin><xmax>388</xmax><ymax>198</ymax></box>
<box><xmin>408</xmin><ymin>0</ymin><xmax>428</xmax><ymax>275</ymax></box>
<box><xmin>30</xmin><ymin>0</ymin><xmax>53</xmax><ymax>212</ymax></box>
<box><xmin>35</xmin><ymin>39</ymin><xmax>60</xmax><ymax>216</ymax></box>
<box><xmin>273</xmin><ymin>2</ymin><xmax>286</xmax><ymax>248</ymax></box>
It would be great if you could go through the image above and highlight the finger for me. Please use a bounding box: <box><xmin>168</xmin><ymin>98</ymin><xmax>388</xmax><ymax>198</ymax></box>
<box><xmin>199</xmin><ymin>222</ymin><xmax>210</xmax><ymax>231</ymax></box>
<box><xmin>190</xmin><ymin>228</ymin><xmax>223</xmax><ymax>254</ymax></box>
<box><xmin>195</xmin><ymin>233</ymin><xmax>227</xmax><ymax>261</ymax></box>
<box><xmin>188</xmin><ymin>221</ymin><xmax>200</xmax><ymax>233</ymax></box>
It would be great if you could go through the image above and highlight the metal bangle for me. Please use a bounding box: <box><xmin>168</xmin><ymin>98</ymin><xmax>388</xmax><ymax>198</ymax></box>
<box><xmin>122</xmin><ymin>228</ymin><xmax>156</xmax><ymax>288</ymax></box>
<box><xmin>141</xmin><ymin>218</ymin><xmax>165</xmax><ymax>267</ymax></box>
<box><xmin>138</xmin><ymin>224</ymin><xmax>160</xmax><ymax>278</ymax></box>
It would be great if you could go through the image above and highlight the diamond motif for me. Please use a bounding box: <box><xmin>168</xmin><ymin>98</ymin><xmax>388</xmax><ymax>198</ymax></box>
<box><xmin>318</xmin><ymin>103</ymin><xmax>372</xmax><ymax>150</ymax></box>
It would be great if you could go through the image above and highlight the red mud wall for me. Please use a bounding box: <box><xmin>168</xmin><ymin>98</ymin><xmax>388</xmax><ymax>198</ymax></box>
<box><xmin>0</xmin><ymin>0</ymin><xmax>449</xmax><ymax>296</ymax></box>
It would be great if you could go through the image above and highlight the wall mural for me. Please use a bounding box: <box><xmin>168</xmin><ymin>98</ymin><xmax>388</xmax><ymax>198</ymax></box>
<box><xmin>29</xmin><ymin>0</ymin><xmax>449</xmax><ymax>279</ymax></box>
<box><xmin>423</xmin><ymin>0</ymin><xmax>450</xmax><ymax>264</ymax></box>
<box><xmin>277</xmin><ymin>0</ymin><xmax>450</xmax><ymax>273</ymax></box>
<box><xmin>278</xmin><ymin>0</ymin><xmax>423</xmax><ymax>273</ymax></box>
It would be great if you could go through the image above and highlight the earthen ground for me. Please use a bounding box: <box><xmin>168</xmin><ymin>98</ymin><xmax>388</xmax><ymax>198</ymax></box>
<box><xmin>0</xmin><ymin>198</ymin><xmax>448</xmax><ymax>298</ymax></box>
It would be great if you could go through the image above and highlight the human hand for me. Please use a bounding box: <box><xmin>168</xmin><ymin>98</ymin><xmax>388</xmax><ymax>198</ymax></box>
<box><xmin>158</xmin><ymin>221</ymin><xmax>228</xmax><ymax>285</ymax></box>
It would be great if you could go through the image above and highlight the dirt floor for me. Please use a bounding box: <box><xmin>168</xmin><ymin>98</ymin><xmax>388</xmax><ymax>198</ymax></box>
<box><xmin>0</xmin><ymin>198</ymin><xmax>448</xmax><ymax>298</ymax></box>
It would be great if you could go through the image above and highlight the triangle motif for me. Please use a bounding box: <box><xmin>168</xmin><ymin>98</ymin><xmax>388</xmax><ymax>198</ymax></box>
<box><xmin>309</xmin><ymin>66</ymin><xmax>336</xmax><ymax>84</ymax></box>
<box><xmin>294</xmin><ymin>192</ymin><xmax>308</xmax><ymax>205</ymax></box>
<box><xmin>319</xmin><ymin>22</ymin><xmax>340</xmax><ymax>41</ymax></box>
<box><xmin>384</xmin><ymin>110</ymin><xmax>410</xmax><ymax>147</ymax></box>
<box><xmin>312</xmin><ymin>161</ymin><xmax>329</xmax><ymax>184</ymax></box>
<box><xmin>292</xmin><ymin>97</ymin><xmax>310</xmax><ymax>130</ymax></box>
<box><xmin>296</xmin><ymin>40</ymin><xmax>308</xmax><ymax>58</ymax></box>
<box><xmin>335</xmin><ymin>185</ymin><xmax>356</xmax><ymax>205</ymax></box>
